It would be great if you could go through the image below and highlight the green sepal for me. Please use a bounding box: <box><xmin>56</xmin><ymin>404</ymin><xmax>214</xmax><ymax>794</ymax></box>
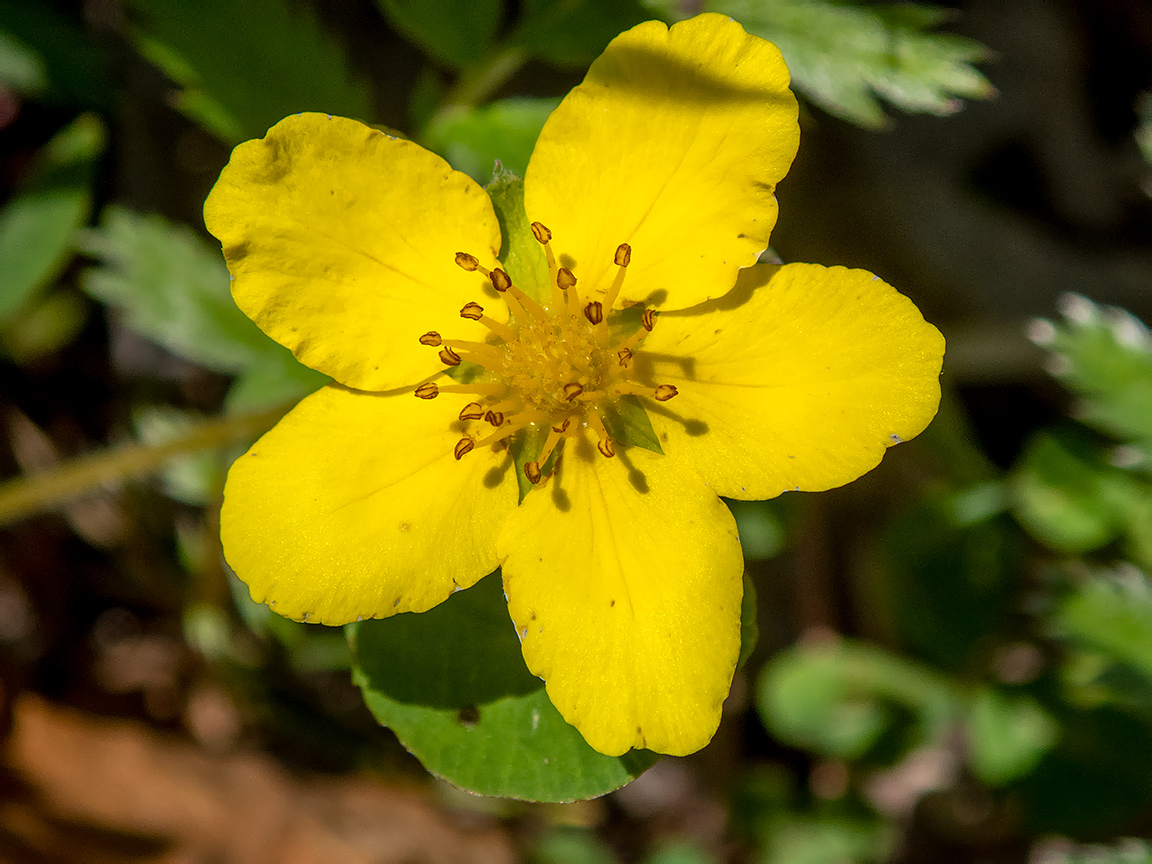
<box><xmin>485</xmin><ymin>164</ymin><xmax>550</xmax><ymax>305</ymax></box>
<box><xmin>510</xmin><ymin>426</ymin><xmax>564</xmax><ymax>504</ymax></box>
<box><xmin>601</xmin><ymin>395</ymin><xmax>663</xmax><ymax>455</ymax></box>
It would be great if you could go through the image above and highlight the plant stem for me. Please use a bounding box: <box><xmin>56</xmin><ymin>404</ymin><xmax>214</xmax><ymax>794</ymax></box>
<box><xmin>441</xmin><ymin>46</ymin><xmax>528</xmax><ymax>111</ymax></box>
<box><xmin>0</xmin><ymin>404</ymin><xmax>289</xmax><ymax>525</ymax></box>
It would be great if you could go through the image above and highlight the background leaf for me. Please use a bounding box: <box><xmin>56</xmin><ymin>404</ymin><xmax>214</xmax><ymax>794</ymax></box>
<box><xmin>0</xmin><ymin>113</ymin><xmax>103</xmax><ymax>324</ymax></box>
<box><xmin>124</xmin><ymin>0</ymin><xmax>372</xmax><ymax>143</ymax></box>
<box><xmin>513</xmin><ymin>0</ymin><xmax>648</xmax><ymax>68</ymax></box>
<box><xmin>377</xmin><ymin>0</ymin><xmax>502</xmax><ymax>69</ymax></box>
<box><xmin>422</xmin><ymin>96</ymin><xmax>560</xmax><ymax>182</ymax></box>
<box><xmin>350</xmin><ymin>572</ymin><xmax>658</xmax><ymax>801</ymax></box>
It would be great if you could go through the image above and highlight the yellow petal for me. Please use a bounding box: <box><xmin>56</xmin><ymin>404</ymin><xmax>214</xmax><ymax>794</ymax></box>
<box><xmin>204</xmin><ymin>113</ymin><xmax>502</xmax><ymax>391</ymax></box>
<box><xmin>524</xmin><ymin>14</ymin><xmax>798</xmax><ymax>311</ymax></box>
<box><xmin>497</xmin><ymin>432</ymin><xmax>744</xmax><ymax>757</ymax></box>
<box><xmin>639</xmin><ymin>263</ymin><xmax>945</xmax><ymax>499</ymax></box>
<box><xmin>221</xmin><ymin>384</ymin><xmax>517</xmax><ymax>625</ymax></box>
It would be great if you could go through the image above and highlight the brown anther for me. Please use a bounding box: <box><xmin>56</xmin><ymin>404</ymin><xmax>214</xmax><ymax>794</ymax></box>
<box><xmin>524</xmin><ymin>461</ymin><xmax>542</xmax><ymax>485</ymax></box>
<box><xmin>654</xmin><ymin>384</ymin><xmax>679</xmax><ymax>402</ymax></box>
<box><xmin>459</xmin><ymin>402</ymin><xmax>485</xmax><ymax>421</ymax></box>
<box><xmin>617</xmin><ymin>347</ymin><xmax>633</xmax><ymax>367</ymax></box>
<box><xmin>414</xmin><ymin>382</ymin><xmax>439</xmax><ymax>400</ymax></box>
<box><xmin>552</xmin><ymin>418</ymin><xmax>571</xmax><ymax>434</ymax></box>
<box><xmin>597</xmin><ymin>437</ymin><xmax>616</xmax><ymax>458</ymax></box>
<box><xmin>563</xmin><ymin>383</ymin><xmax>584</xmax><ymax>402</ymax></box>
<box><xmin>484</xmin><ymin>410</ymin><xmax>504</xmax><ymax>427</ymax></box>
<box><xmin>489</xmin><ymin>268</ymin><xmax>513</xmax><ymax>292</ymax></box>
<box><xmin>460</xmin><ymin>302</ymin><xmax>484</xmax><ymax>320</ymax></box>
<box><xmin>583</xmin><ymin>301</ymin><xmax>603</xmax><ymax>325</ymax></box>
<box><xmin>455</xmin><ymin>252</ymin><xmax>480</xmax><ymax>271</ymax></box>
<box><xmin>419</xmin><ymin>331</ymin><xmax>442</xmax><ymax>346</ymax></box>
<box><xmin>557</xmin><ymin>267</ymin><xmax>577</xmax><ymax>290</ymax></box>
<box><xmin>454</xmin><ymin>438</ymin><xmax>475</xmax><ymax>460</ymax></box>
<box><xmin>641</xmin><ymin>308</ymin><xmax>656</xmax><ymax>331</ymax></box>
<box><xmin>614</xmin><ymin>243</ymin><xmax>631</xmax><ymax>267</ymax></box>
<box><xmin>438</xmin><ymin>346</ymin><xmax>461</xmax><ymax>366</ymax></box>
<box><xmin>530</xmin><ymin>222</ymin><xmax>552</xmax><ymax>244</ymax></box>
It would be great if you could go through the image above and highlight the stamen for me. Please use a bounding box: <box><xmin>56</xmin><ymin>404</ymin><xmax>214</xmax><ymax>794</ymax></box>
<box><xmin>484</xmin><ymin>410</ymin><xmax>505</xmax><ymax>427</ymax></box>
<box><xmin>459</xmin><ymin>302</ymin><xmax>484</xmax><ymax>320</ymax></box>
<box><xmin>654</xmin><ymin>384</ymin><xmax>678</xmax><ymax>401</ymax></box>
<box><xmin>437</xmin><ymin>382</ymin><xmax>505</xmax><ymax>397</ymax></box>
<box><xmin>642</xmin><ymin>309</ymin><xmax>656</xmax><ymax>331</ymax></box>
<box><xmin>419</xmin><ymin>331</ymin><xmax>442</xmax><ymax>346</ymax></box>
<box><xmin>563</xmin><ymin>382</ymin><xmax>584</xmax><ymax>402</ymax></box>
<box><xmin>601</xmin><ymin>242</ymin><xmax>631</xmax><ymax>313</ymax></box>
<box><xmin>530</xmin><ymin>222</ymin><xmax>552</xmax><ymax>244</ymax></box>
<box><xmin>589</xmin><ymin>411</ymin><xmax>615</xmax><ymax>458</ymax></box>
<box><xmin>454</xmin><ymin>438</ymin><xmax>475</xmax><ymax>460</ymax></box>
<box><xmin>455</xmin><ymin>252</ymin><xmax>480</xmax><ymax>271</ymax></box>
<box><xmin>611</xmin><ymin>382</ymin><xmax>679</xmax><ymax>402</ymax></box>
<box><xmin>459</xmin><ymin>402</ymin><xmax>485</xmax><ymax>421</ymax></box>
<box><xmin>414</xmin><ymin>383</ymin><xmax>439</xmax><ymax>399</ymax></box>
<box><xmin>489</xmin><ymin>268</ymin><xmax>513</xmax><ymax>292</ymax></box>
<box><xmin>598</xmin><ymin>438</ymin><xmax>616</xmax><ymax>458</ymax></box>
<box><xmin>438</xmin><ymin>347</ymin><xmax>461</xmax><ymax>366</ymax></box>
<box><xmin>531</xmin><ymin>221</ymin><xmax>562</xmax><ymax>309</ymax></box>
<box><xmin>583</xmin><ymin>301</ymin><xmax>603</xmax><ymax>325</ymax></box>
<box><xmin>524</xmin><ymin>461</ymin><xmax>542</xmax><ymax>485</ymax></box>
<box><xmin>490</xmin><ymin>267</ymin><xmax>549</xmax><ymax>323</ymax></box>
<box><xmin>557</xmin><ymin>267</ymin><xmax>581</xmax><ymax>312</ymax></box>
<box><xmin>460</xmin><ymin>302</ymin><xmax>516</xmax><ymax>341</ymax></box>
<box><xmin>617</xmin><ymin>347</ymin><xmax>632</xmax><ymax>367</ymax></box>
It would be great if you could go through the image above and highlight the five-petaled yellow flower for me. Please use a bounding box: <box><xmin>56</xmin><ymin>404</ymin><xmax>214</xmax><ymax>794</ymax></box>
<box><xmin>205</xmin><ymin>14</ymin><xmax>944</xmax><ymax>758</ymax></box>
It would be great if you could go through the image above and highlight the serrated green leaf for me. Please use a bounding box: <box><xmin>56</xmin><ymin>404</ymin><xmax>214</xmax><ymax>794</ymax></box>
<box><xmin>0</xmin><ymin>113</ymin><xmax>103</xmax><ymax>324</ymax></box>
<box><xmin>965</xmin><ymin>687</ymin><xmax>1058</xmax><ymax>786</ymax></box>
<box><xmin>349</xmin><ymin>571</ymin><xmax>657</xmax><ymax>801</ymax></box>
<box><xmin>78</xmin><ymin>206</ymin><xmax>274</xmax><ymax>373</ymax></box>
<box><xmin>125</xmin><ymin>0</ymin><xmax>371</xmax><ymax>144</ymax></box>
<box><xmin>1041</xmin><ymin>295</ymin><xmax>1152</xmax><ymax>451</ymax></box>
<box><xmin>755</xmin><ymin>638</ymin><xmax>955</xmax><ymax>761</ymax></box>
<box><xmin>422</xmin><ymin>96</ymin><xmax>561</xmax><ymax>183</ymax></box>
<box><xmin>513</xmin><ymin>0</ymin><xmax>648</xmax><ymax>68</ymax></box>
<box><xmin>709</xmin><ymin>0</ymin><xmax>993</xmax><ymax>129</ymax></box>
<box><xmin>1011</xmin><ymin>427</ymin><xmax>1137</xmax><ymax>555</ymax></box>
<box><xmin>224</xmin><ymin>347</ymin><xmax>328</xmax><ymax>414</ymax></box>
<box><xmin>485</xmin><ymin>164</ymin><xmax>550</xmax><ymax>304</ymax></box>
<box><xmin>376</xmin><ymin>0</ymin><xmax>502</xmax><ymax>69</ymax></box>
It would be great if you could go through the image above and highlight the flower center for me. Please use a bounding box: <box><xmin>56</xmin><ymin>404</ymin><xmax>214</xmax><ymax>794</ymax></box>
<box><xmin>414</xmin><ymin>222</ymin><xmax>678</xmax><ymax>486</ymax></box>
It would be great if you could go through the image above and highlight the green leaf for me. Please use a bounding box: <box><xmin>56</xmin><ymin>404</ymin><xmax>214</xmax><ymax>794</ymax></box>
<box><xmin>125</xmin><ymin>0</ymin><xmax>371</xmax><ymax>144</ymax></box>
<box><xmin>760</xmin><ymin>815</ymin><xmax>888</xmax><ymax>864</ymax></box>
<box><xmin>513</xmin><ymin>0</ymin><xmax>649</xmax><ymax>68</ymax></box>
<box><xmin>376</xmin><ymin>0</ymin><xmax>502</xmax><ymax>69</ymax></box>
<box><xmin>0</xmin><ymin>288</ymin><xmax>88</xmax><ymax>363</ymax></box>
<box><xmin>965</xmin><ymin>687</ymin><xmax>1058</xmax><ymax>786</ymax></box>
<box><xmin>350</xmin><ymin>572</ymin><xmax>657</xmax><ymax>801</ymax></box>
<box><xmin>1056</xmin><ymin>567</ymin><xmax>1152</xmax><ymax>684</ymax></box>
<box><xmin>485</xmin><ymin>164</ymin><xmax>551</xmax><ymax>305</ymax></box>
<box><xmin>727</xmin><ymin>499</ymin><xmax>787</xmax><ymax>561</ymax></box>
<box><xmin>0</xmin><ymin>113</ymin><xmax>104</xmax><ymax>324</ymax></box>
<box><xmin>755</xmin><ymin>638</ymin><xmax>955</xmax><ymax>761</ymax></box>
<box><xmin>0</xmin><ymin>1</ymin><xmax>111</xmax><ymax>107</ymax></box>
<box><xmin>708</xmin><ymin>0</ymin><xmax>993</xmax><ymax>129</ymax></box>
<box><xmin>224</xmin><ymin>347</ymin><xmax>328</xmax><ymax>414</ymax></box>
<box><xmin>0</xmin><ymin>30</ymin><xmax>47</xmax><ymax>94</ymax></box>
<box><xmin>1011</xmin><ymin>427</ymin><xmax>1137</xmax><ymax>555</ymax></box>
<box><xmin>1035</xmin><ymin>294</ymin><xmax>1152</xmax><ymax>453</ymax></box>
<box><xmin>738</xmin><ymin>573</ymin><xmax>759</xmax><ymax>670</ymax></box>
<box><xmin>78</xmin><ymin>206</ymin><xmax>277</xmax><ymax>373</ymax></box>
<box><xmin>422</xmin><ymin>97</ymin><xmax>561</xmax><ymax>183</ymax></box>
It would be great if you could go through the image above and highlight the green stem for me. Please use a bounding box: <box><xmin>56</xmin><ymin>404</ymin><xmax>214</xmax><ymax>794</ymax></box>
<box><xmin>0</xmin><ymin>404</ymin><xmax>289</xmax><ymax>525</ymax></box>
<box><xmin>441</xmin><ymin>46</ymin><xmax>528</xmax><ymax>111</ymax></box>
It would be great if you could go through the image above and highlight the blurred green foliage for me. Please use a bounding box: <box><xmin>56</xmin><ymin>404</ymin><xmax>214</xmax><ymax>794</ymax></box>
<box><xmin>7</xmin><ymin>0</ymin><xmax>1152</xmax><ymax>858</ymax></box>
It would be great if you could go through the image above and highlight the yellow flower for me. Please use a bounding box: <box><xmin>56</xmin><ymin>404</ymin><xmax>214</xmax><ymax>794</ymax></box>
<box><xmin>204</xmin><ymin>14</ymin><xmax>944</xmax><ymax>758</ymax></box>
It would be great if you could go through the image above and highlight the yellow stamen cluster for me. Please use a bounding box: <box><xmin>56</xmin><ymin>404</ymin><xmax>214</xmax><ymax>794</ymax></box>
<box><xmin>415</xmin><ymin>223</ymin><xmax>678</xmax><ymax>485</ymax></box>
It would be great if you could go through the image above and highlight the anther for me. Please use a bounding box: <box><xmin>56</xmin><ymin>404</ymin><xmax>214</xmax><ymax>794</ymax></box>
<box><xmin>454</xmin><ymin>438</ymin><xmax>475</xmax><ymax>460</ymax></box>
<box><xmin>455</xmin><ymin>252</ymin><xmax>480</xmax><ymax>271</ymax></box>
<box><xmin>583</xmin><ymin>301</ymin><xmax>603</xmax><ymax>325</ymax></box>
<box><xmin>438</xmin><ymin>347</ymin><xmax>461</xmax><ymax>366</ymax></box>
<box><xmin>524</xmin><ymin>461</ymin><xmax>542</xmax><ymax>484</ymax></box>
<box><xmin>563</xmin><ymin>383</ymin><xmax>584</xmax><ymax>402</ymax></box>
<box><xmin>419</xmin><ymin>331</ymin><xmax>442</xmax><ymax>346</ymax></box>
<box><xmin>552</xmin><ymin>418</ymin><xmax>571</xmax><ymax>434</ymax></box>
<box><xmin>489</xmin><ymin>268</ymin><xmax>513</xmax><ymax>292</ymax></box>
<box><xmin>459</xmin><ymin>402</ymin><xmax>485</xmax><ymax>421</ymax></box>
<box><xmin>557</xmin><ymin>268</ymin><xmax>577</xmax><ymax>291</ymax></box>
<box><xmin>530</xmin><ymin>222</ymin><xmax>552</xmax><ymax>244</ymax></box>
<box><xmin>617</xmin><ymin>347</ymin><xmax>632</xmax><ymax>367</ymax></box>
<box><xmin>414</xmin><ymin>382</ymin><xmax>439</xmax><ymax>399</ymax></box>
<box><xmin>460</xmin><ymin>302</ymin><xmax>484</xmax><ymax>320</ymax></box>
<box><xmin>598</xmin><ymin>437</ymin><xmax>616</xmax><ymax>458</ymax></box>
<box><xmin>484</xmin><ymin>410</ymin><xmax>505</xmax><ymax>427</ymax></box>
<box><xmin>642</xmin><ymin>309</ymin><xmax>656</xmax><ymax>331</ymax></box>
<box><xmin>654</xmin><ymin>384</ymin><xmax>679</xmax><ymax>402</ymax></box>
<box><xmin>614</xmin><ymin>243</ymin><xmax>631</xmax><ymax>267</ymax></box>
